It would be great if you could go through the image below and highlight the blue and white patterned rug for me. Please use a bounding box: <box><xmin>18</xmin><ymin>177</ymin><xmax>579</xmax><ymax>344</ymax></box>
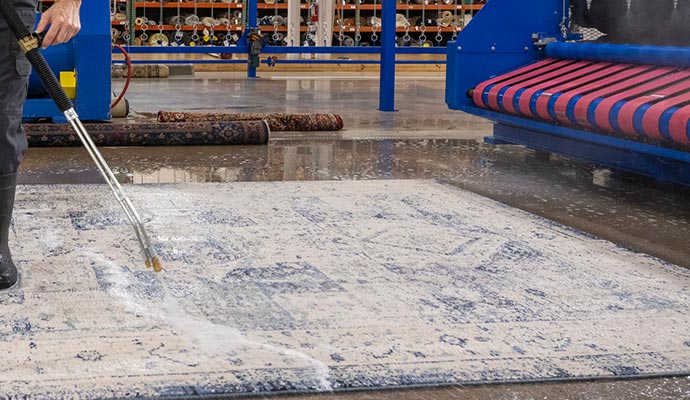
<box><xmin>3</xmin><ymin>180</ymin><xmax>690</xmax><ymax>399</ymax></box>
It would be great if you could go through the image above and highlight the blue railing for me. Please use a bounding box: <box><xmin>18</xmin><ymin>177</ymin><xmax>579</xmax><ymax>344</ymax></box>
<box><xmin>111</xmin><ymin>0</ymin><xmax>450</xmax><ymax>111</ymax></box>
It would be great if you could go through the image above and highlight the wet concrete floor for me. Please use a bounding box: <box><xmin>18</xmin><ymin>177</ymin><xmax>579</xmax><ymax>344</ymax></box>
<box><xmin>19</xmin><ymin>73</ymin><xmax>690</xmax><ymax>399</ymax></box>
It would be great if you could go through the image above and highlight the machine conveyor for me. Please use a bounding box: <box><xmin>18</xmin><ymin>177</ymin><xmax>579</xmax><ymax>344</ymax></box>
<box><xmin>472</xmin><ymin>53</ymin><xmax>690</xmax><ymax>147</ymax></box>
<box><xmin>446</xmin><ymin>0</ymin><xmax>690</xmax><ymax>185</ymax></box>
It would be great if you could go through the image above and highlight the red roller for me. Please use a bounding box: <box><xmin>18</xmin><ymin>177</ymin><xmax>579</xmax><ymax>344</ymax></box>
<box><xmin>616</xmin><ymin>78</ymin><xmax>690</xmax><ymax>137</ymax></box>
<box><xmin>641</xmin><ymin>91</ymin><xmax>690</xmax><ymax>141</ymax></box>
<box><xmin>593</xmin><ymin>70</ymin><xmax>690</xmax><ymax>132</ymax></box>
<box><xmin>568</xmin><ymin>66</ymin><xmax>666</xmax><ymax>126</ymax></box>
<box><xmin>471</xmin><ymin>55</ymin><xmax>690</xmax><ymax>148</ymax></box>
<box><xmin>521</xmin><ymin>62</ymin><xmax>613</xmax><ymax>119</ymax></box>
<box><xmin>484</xmin><ymin>59</ymin><xmax>575</xmax><ymax>111</ymax></box>
<box><xmin>531</xmin><ymin>63</ymin><xmax>627</xmax><ymax>120</ymax></box>
<box><xmin>473</xmin><ymin>59</ymin><xmax>558</xmax><ymax>109</ymax></box>
<box><xmin>502</xmin><ymin>60</ymin><xmax>591</xmax><ymax>115</ymax></box>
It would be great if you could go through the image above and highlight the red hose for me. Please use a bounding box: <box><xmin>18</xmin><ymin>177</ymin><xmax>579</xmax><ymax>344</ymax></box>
<box><xmin>111</xmin><ymin>44</ymin><xmax>131</xmax><ymax>109</ymax></box>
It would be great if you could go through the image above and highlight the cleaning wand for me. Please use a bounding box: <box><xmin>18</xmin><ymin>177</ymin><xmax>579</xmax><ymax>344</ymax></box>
<box><xmin>0</xmin><ymin>0</ymin><xmax>163</xmax><ymax>272</ymax></box>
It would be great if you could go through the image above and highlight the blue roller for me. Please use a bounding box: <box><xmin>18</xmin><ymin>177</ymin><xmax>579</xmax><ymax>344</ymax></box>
<box><xmin>633</xmin><ymin>104</ymin><xmax>652</xmax><ymax>136</ymax></box>
<box><xmin>546</xmin><ymin>42</ymin><xmax>690</xmax><ymax>69</ymax></box>
<box><xmin>659</xmin><ymin>108</ymin><xmax>679</xmax><ymax>142</ymax></box>
<box><xmin>547</xmin><ymin>93</ymin><xmax>563</xmax><ymax>120</ymax></box>
<box><xmin>529</xmin><ymin>90</ymin><xmax>545</xmax><ymax>116</ymax></box>
<box><xmin>609</xmin><ymin>101</ymin><xmax>626</xmax><ymax>132</ymax></box>
<box><xmin>565</xmin><ymin>95</ymin><xmax>582</xmax><ymax>124</ymax></box>
<box><xmin>587</xmin><ymin>98</ymin><xmax>604</xmax><ymax>128</ymax></box>
<box><xmin>482</xmin><ymin>85</ymin><xmax>493</xmax><ymax>110</ymax></box>
<box><xmin>512</xmin><ymin>88</ymin><xmax>527</xmax><ymax>114</ymax></box>
<box><xmin>497</xmin><ymin>86</ymin><xmax>511</xmax><ymax>111</ymax></box>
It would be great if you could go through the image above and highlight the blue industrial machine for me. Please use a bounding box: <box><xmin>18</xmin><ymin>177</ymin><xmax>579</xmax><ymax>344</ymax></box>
<box><xmin>446</xmin><ymin>0</ymin><xmax>690</xmax><ymax>186</ymax></box>
<box><xmin>23</xmin><ymin>0</ymin><xmax>111</xmax><ymax>122</ymax></box>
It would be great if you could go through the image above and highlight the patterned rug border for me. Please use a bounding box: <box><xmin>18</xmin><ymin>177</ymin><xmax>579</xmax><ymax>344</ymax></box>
<box><xmin>157</xmin><ymin>111</ymin><xmax>344</xmax><ymax>132</ymax></box>
<box><xmin>24</xmin><ymin>121</ymin><xmax>270</xmax><ymax>147</ymax></box>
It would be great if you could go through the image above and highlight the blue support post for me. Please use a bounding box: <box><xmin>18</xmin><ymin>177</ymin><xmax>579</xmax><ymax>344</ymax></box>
<box><xmin>244</xmin><ymin>0</ymin><xmax>259</xmax><ymax>78</ymax></box>
<box><xmin>379</xmin><ymin>0</ymin><xmax>396</xmax><ymax>111</ymax></box>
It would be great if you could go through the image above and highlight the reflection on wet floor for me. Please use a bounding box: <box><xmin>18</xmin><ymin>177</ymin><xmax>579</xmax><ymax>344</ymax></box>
<box><xmin>20</xmin><ymin>138</ymin><xmax>690</xmax><ymax>270</ymax></box>
<box><xmin>256</xmin><ymin>376</ymin><xmax>690</xmax><ymax>400</ymax></box>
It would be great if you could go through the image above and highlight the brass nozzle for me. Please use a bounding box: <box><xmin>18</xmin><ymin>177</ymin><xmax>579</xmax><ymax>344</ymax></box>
<box><xmin>18</xmin><ymin>35</ymin><xmax>39</xmax><ymax>53</ymax></box>
<box><xmin>152</xmin><ymin>256</ymin><xmax>163</xmax><ymax>272</ymax></box>
<box><xmin>145</xmin><ymin>260</ymin><xmax>152</xmax><ymax>269</ymax></box>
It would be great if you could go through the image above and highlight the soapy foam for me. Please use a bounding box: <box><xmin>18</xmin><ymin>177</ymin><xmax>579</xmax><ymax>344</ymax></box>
<box><xmin>82</xmin><ymin>249</ymin><xmax>332</xmax><ymax>390</ymax></box>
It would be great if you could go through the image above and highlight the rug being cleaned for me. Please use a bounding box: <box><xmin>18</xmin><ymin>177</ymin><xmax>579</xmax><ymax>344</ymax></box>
<box><xmin>3</xmin><ymin>180</ymin><xmax>690</xmax><ymax>399</ymax></box>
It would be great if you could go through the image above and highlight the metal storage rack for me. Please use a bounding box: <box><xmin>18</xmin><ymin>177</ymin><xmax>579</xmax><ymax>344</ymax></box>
<box><xmin>107</xmin><ymin>0</ymin><xmax>483</xmax><ymax>48</ymax></box>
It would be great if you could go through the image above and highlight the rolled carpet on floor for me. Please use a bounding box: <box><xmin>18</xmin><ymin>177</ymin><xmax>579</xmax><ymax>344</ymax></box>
<box><xmin>157</xmin><ymin>111</ymin><xmax>344</xmax><ymax>132</ymax></box>
<box><xmin>24</xmin><ymin>120</ymin><xmax>270</xmax><ymax>147</ymax></box>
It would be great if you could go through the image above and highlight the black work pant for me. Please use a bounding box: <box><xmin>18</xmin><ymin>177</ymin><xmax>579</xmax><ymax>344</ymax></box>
<box><xmin>0</xmin><ymin>9</ymin><xmax>36</xmax><ymax>175</ymax></box>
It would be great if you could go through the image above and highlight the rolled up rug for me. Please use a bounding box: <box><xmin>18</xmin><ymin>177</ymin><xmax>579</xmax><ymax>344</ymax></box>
<box><xmin>24</xmin><ymin>120</ymin><xmax>270</xmax><ymax>147</ymax></box>
<box><xmin>157</xmin><ymin>111</ymin><xmax>344</xmax><ymax>132</ymax></box>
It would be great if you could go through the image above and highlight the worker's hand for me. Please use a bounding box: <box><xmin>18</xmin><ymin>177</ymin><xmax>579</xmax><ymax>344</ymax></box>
<box><xmin>35</xmin><ymin>0</ymin><xmax>82</xmax><ymax>48</ymax></box>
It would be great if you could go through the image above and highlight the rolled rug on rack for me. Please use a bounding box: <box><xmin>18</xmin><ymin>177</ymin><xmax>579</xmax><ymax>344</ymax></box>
<box><xmin>131</xmin><ymin>64</ymin><xmax>170</xmax><ymax>78</ymax></box>
<box><xmin>24</xmin><ymin>121</ymin><xmax>270</xmax><ymax>147</ymax></box>
<box><xmin>184</xmin><ymin>14</ymin><xmax>200</xmax><ymax>26</ymax></box>
<box><xmin>202</xmin><ymin>17</ymin><xmax>220</xmax><ymax>27</ymax></box>
<box><xmin>148</xmin><ymin>32</ymin><xmax>170</xmax><ymax>46</ymax></box>
<box><xmin>157</xmin><ymin>111</ymin><xmax>345</xmax><ymax>132</ymax></box>
<box><xmin>167</xmin><ymin>31</ymin><xmax>192</xmax><ymax>46</ymax></box>
<box><xmin>334</xmin><ymin>34</ymin><xmax>355</xmax><ymax>46</ymax></box>
<box><xmin>168</xmin><ymin>16</ymin><xmax>185</xmax><ymax>26</ymax></box>
<box><xmin>367</xmin><ymin>16</ymin><xmax>381</xmax><ymax>27</ymax></box>
<box><xmin>396</xmin><ymin>14</ymin><xmax>409</xmax><ymax>27</ymax></box>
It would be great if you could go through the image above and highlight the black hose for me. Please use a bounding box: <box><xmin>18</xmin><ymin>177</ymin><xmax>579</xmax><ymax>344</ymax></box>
<box><xmin>0</xmin><ymin>0</ymin><xmax>31</xmax><ymax>39</ymax></box>
<box><xmin>0</xmin><ymin>0</ymin><xmax>74</xmax><ymax>112</ymax></box>
<box><xmin>24</xmin><ymin>48</ymin><xmax>74</xmax><ymax>112</ymax></box>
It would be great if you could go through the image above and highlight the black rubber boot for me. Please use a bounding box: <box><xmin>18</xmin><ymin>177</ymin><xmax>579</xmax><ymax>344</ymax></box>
<box><xmin>0</xmin><ymin>173</ymin><xmax>18</xmax><ymax>290</ymax></box>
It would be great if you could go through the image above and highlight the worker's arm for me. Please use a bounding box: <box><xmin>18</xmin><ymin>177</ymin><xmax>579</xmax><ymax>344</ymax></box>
<box><xmin>34</xmin><ymin>0</ymin><xmax>81</xmax><ymax>48</ymax></box>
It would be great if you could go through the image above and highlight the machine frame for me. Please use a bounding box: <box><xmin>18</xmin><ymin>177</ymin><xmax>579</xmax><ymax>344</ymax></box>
<box><xmin>445</xmin><ymin>0</ymin><xmax>690</xmax><ymax>185</ymax></box>
<box><xmin>23</xmin><ymin>0</ymin><xmax>111</xmax><ymax>122</ymax></box>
